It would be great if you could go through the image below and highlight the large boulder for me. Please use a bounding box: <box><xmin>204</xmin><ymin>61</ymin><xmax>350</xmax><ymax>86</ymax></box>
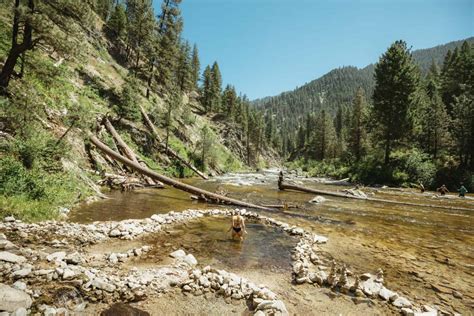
<box><xmin>0</xmin><ymin>284</ymin><xmax>32</xmax><ymax>312</ymax></box>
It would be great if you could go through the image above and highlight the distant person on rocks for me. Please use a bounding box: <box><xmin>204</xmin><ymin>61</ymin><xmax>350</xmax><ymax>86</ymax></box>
<box><xmin>458</xmin><ymin>183</ymin><xmax>468</xmax><ymax>198</ymax></box>
<box><xmin>437</xmin><ymin>184</ymin><xmax>449</xmax><ymax>196</ymax></box>
<box><xmin>228</xmin><ymin>210</ymin><xmax>247</xmax><ymax>241</ymax></box>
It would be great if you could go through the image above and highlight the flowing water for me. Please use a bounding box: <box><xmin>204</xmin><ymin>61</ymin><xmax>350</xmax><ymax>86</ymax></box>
<box><xmin>71</xmin><ymin>170</ymin><xmax>474</xmax><ymax>314</ymax></box>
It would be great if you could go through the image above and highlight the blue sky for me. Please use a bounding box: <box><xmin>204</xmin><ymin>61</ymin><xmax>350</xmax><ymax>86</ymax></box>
<box><xmin>153</xmin><ymin>0</ymin><xmax>473</xmax><ymax>100</ymax></box>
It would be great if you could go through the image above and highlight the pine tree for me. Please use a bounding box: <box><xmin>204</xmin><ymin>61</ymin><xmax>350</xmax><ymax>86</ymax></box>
<box><xmin>372</xmin><ymin>40</ymin><xmax>420</xmax><ymax>165</ymax></box>
<box><xmin>125</xmin><ymin>0</ymin><xmax>155</xmax><ymax>69</ymax></box>
<box><xmin>201</xmin><ymin>65</ymin><xmax>213</xmax><ymax>112</ymax></box>
<box><xmin>210</xmin><ymin>62</ymin><xmax>222</xmax><ymax>112</ymax></box>
<box><xmin>0</xmin><ymin>0</ymin><xmax>91</xmax><ymax>90</ymax></box>
<box><xmin>154</xmin><ymin>0</ymin><xmax>183</xmax><ymax>92</ymax></box>
<box><xmin>116</xmin><ymin>75</ymin><xmax>142</xmax><ymax>121</ymax></box>
<box><xmin>348</xmin><ymin>88</ymin><xmax>368</xmax><ymax>161</ymax></box>
<box><xmin>191</xmin><ymin>44</ymin><xmax>200</xmax><ymax>91</ymax></box>
<box><xmin>222</xmin><ymin>84</ymin><xmax>237</xmax><ymax>119</ymax></box>
<box><xmin>96</xmin><ymin>0</ymin><xmax>114</xmax><ymax>21</ymax></box>
<box><xmin>107</xmin><ymin>3</ymin><xmax>127</xmax><ymax>40</ymax></box>
<box><xmin>177</xmin><ymin>41</ymin><xmax>193</xmax><ymax>92</ymax></box>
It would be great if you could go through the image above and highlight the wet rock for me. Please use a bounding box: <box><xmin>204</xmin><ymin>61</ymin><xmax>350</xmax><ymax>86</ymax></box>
<box><xmin>0</xmin><ymin>284</ymin><xmax>32</xmax><ymax>312</ymax></box>
<box><xmin>100</xmin><ymin>303</ymin><xmax>150</xmax><ymax>316</ymax></box>
<box><xmin>309</xmin><ymin>196</ymin><xmax>326</xmax><ymax>204</ymax></box>
<box><xmin>0</xmin><ymin>251</ymin><xmax>26</xmax><ymax>264</ymax></box>
<box><xmin>170</xmin><ymin>249</ymin><xmax>186</xmax><ymax>259</ymax></box>
<box><xmin>392</xmin><ymin>296</ymin><xmax>412</xmax><ymax>308</ymax></box>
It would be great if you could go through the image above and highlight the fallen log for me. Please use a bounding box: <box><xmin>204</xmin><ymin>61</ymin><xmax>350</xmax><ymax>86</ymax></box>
<box><xmin>279</xmin><ymin>181</ymin><xmax>473</xmax><ymax>212</ymax></box>
<box><xmin>90</xmin><ymin>135</ymin><xmax>275</xmax><ymax>212</ymax></box>
<box><xmin>139</xmin><ymin>105</ymin><xmax>208</xmax><ymax>180</ymax></box>
<box><xmin>102</xmin><ymin>117</ymin><xmax>162</xmax><ymax>188</ymax></box>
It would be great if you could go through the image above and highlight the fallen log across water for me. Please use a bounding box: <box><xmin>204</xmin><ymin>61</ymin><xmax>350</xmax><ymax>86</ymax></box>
<box><xmin>278</xmin><ymin>174</ymin><xmax>473</xmax><ymax>212</ymax></box>
<box><xmin>90</xmin><ymin>135</ymin><xmax>275</xmax><ymax>211</ymax></box>
<box><xmin>139</xmin><ymin>105</ymin><xmax>208</xmax><ymax>180</ymax></box>
<box><xmin>102</xmin><ymin>117</ymin><xmax>162</xmax><ymax>188</ymax></box>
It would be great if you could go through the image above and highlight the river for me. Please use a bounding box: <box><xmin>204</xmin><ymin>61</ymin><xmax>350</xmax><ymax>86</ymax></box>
<box><xmin>70</xmin><ymin>170</ymin><xmax>474</xmax><ymax>314</ymax></box>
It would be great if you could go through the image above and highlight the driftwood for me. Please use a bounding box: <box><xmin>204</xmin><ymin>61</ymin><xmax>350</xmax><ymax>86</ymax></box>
<box><xmin>90</xmin><ymin>135</ymin><xmax>275</xmax><ymax>211</ymax></box>
<box><xmin>278</xmin><ymin>173</ymin><xmax>473</xmax><ymax>212</ymax></box>
<box><xmin>139</xmin><ymin>105</ymin><xmax>208</xmax><ymax>180</ymax></box>
<box><xmin>102</xmin><ymin>117</ymin><xmax>162</xmax><ymax>188</ymax></box>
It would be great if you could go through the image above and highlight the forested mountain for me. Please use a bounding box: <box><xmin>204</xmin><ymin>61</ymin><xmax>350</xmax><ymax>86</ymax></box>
<box><xmin>254</xmin><ymin>37</ymin><xmax>474</xmax><ymax>135</ymax></box>
<box><xmin>255</xmin><ymin>38</ymin><xmax>473</xmax><ymax>190</ymax></box>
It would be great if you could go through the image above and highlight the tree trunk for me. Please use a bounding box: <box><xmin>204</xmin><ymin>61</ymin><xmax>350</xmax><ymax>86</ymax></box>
<box><xmin>90</xmin><ymin>135</ymin><xmax>274</xmax><ymax>211</ymax></box>
<box><xmin>102</xmin><ymin>117</ymin><xmax>161</xmax><ymax>187</ymax></box>
<box><xmin>139</xmin><ymin>105</ymin><xmax>208</xmax><ymax>179</ymax></box>
<box><xmin>384</xmin><ymin>138</ymin><xmax>391</xmax><ymax>165</ymax></box>
<box><xmin>278</xmin><ymin>177</ymin><xmax>472</xmax><ymax>211</ymax></box>
<box><xmin>0</xmin><ymin>0</ymin><xmax>34</xmax><ymax>91</ymax></box>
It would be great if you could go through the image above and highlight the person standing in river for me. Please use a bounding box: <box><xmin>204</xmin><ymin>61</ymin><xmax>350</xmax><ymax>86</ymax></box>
<box><xmin>458</xmin><ymin>183</ymin><xmax>468</xmax><ymax>198</ymax></box>
<box><xmin>228</xmin><ymin>210</ymin><xmax>247</xmax><ymax>241</ymax></box>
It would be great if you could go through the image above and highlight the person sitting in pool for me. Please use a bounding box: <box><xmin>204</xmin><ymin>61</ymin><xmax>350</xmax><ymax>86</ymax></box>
<box><xmin>227</xmin><ymin>210</ymin><xmax>247</xmax><ymax>241</ymax></box>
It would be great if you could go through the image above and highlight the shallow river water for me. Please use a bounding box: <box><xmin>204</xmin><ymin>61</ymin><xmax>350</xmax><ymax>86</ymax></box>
<box><xmin>71</xmin><ymin>170</ymin><xmax>474</xmax><ymax>314</ymax></box>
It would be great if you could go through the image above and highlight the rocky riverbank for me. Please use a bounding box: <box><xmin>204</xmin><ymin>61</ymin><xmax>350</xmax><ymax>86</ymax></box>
<box><xmin>0</xmin><ymin>209</ymin><xmax>442</xmax><ymax>315</ymax></box>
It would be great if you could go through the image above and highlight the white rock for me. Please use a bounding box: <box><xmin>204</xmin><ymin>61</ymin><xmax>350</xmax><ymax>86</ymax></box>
<box><xmin>109</xmin><ymin>229</ymin><xmax>121</xmax><ymax>237</ymax></box>
<box><xmin>256</xmin><ymin>300</ymin><xmax>288</xmax><ymax>315</ymax></box>
<box><xmin>199</xmin><ymin>276</ymin><xmax>210</xmax><ymax>288</ymax></box>
<box><xmin>170</xmin><ymin>249</ymin><xmax>186</xmax><ymax>259</ymax></box>
<box><xmin>378</xmin><ymin>287</ymin><xmax>397</xmax><ymax>301</ymax></box>
<box><xmin>361</xmin><ymin>278</ymin><xmax>383</xmax><ymax>296</ymax></box>
<box><xmin>92</xmin><ymin>278</ymin><xmax>116</xmax><ymax>292</ymax></box>
<box><xmin>43</xmin><ymin>307</ymin><xmax>57</xmax><ymax>316</ymax></box>
<box><xmin>0</xmin><ymin>240</ymin><xmax>16</xmax><ymax>250</ymax></box>
<box><xmin>401</xmin><ymin>308</ymin><xmax>415</xmax><ymax>316</ymax></box>
<box><xmin>309</xmin><ymin>196</ymin><xmax>326</xmax><ymax>204</ymax></box>
<box><xmin>393</xmin><ymin>296</ymin><xmax>412</xmax><ymax>308</ymax></box>
<box><xmin>313</xmin><ymin>235</ymin><xmax>328</xmax><ymax>244</ymax></box>
<box><xmin>12</xmin><ymin>268</ymin><xmax>31</xmax><ymax>279</ymax></box>
<box><xmin>12</xmin><ymin>281</ymin><xmax>27</xmax><ymax>291</ymax></box>
<box><xmin>0</xmin><ymin>252</ymin><xmax>26</xmax><ymax>263</ymax></box>
<box><xmin>108</xmin><ymin>253</ymin><xmax>118</xmax><ymax>264</ymax></box>
<box><xmin>0</xmin><ymin>284</ymin><xmax>32</xmax><ymax>312</ymax></box>
<box><xmin>12</xmin><ymin>307</ymin><xmax>27</xmax><ymax>316</ymax></box>
<box><xmin>62</xmin><ymin>268</ymin><xmax>76</xmax><ymax>280</ymax></box>
<box><xmin>183</xmin><ymin>254</ymin><xmax>198</xmax><ymax>266</ymax></box>
<box><xmin>0</xmin><ymin>234</ymin><xmax>6</xmax><ymax>240</ymax></box>
<box><xmin>414</xmin><ymin>311</ymin><xmax>437</xmax><ymax>316</ymax></box>
<box><xmin>4</xmin><ymin>216</ymin><xmax>15</xmax><ymax>222</ymax></box>
<box><xmin>46</xmin><ymin>251</ymin><xmax>66</xmax><ymax>262</ymax></box>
